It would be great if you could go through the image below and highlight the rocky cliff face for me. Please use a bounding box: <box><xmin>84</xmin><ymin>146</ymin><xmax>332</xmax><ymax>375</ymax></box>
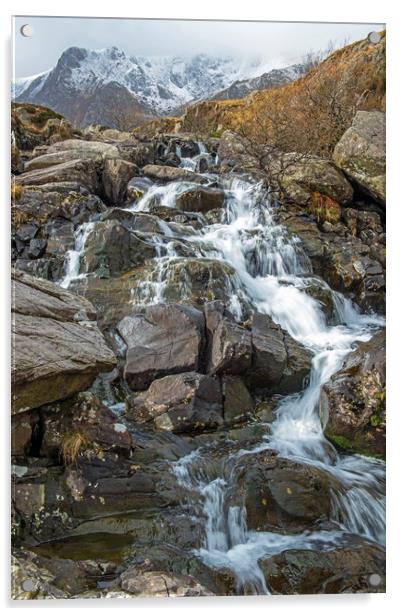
<box><xmin>212</xmin><ymin>62</ymin><xmax>306</xmax><ymax>100</ymax></box>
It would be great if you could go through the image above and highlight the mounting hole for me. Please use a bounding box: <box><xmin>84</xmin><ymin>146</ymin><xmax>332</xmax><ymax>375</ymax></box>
<box><xmin>21</xmin><ymin>578</ymin><xmax>36</xmax><ymax>592</ymax></box>
<box><xmin>369</xmin><ymin>573</ymin><xmax>382</xmax><ymax>587</ymax></box>
<box><xmin>368</xmin><ymin>31</ymin><xmax>381</xmax><ymax>44</ymax></box>
<box><xmin>20</xmin><ymin>24</ymin><xmax>34</xmax><ymax>37</ymax></box>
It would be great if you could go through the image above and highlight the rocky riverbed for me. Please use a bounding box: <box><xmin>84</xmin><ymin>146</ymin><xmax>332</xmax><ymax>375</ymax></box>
<box><xmin>11</xmin><ymin>105</ymin><xmax>385</xmax><ymax>598</ymax></box>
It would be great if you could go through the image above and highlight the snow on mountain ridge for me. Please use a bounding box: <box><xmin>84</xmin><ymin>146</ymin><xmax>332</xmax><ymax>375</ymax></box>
<box><xmin>13</xmin><ymin>45</ymin><xmax>305</xmax><ymax>125</ymax></box>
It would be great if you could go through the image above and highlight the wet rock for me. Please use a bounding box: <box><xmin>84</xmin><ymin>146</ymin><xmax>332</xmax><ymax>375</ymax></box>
<box><xmin>100</xmin><ymin>209</ymin><xmax>169</xmax><ymax>235</ymax></box>
<box><xmin>322</xmin><ymin>243</ymin><xmax>385</xmax><ymax>314</ymax></box>
<box><xmin>175</xmin><ymin>139</ymin><xmax>200</xmax><ymax>158</ymax></box>
<box><xmin>196</xmin><ymin>156</ymin><xmax>209</xmax><ymax>173</ymax></box>
<box><xmin>80</xmin><ymin>220</ymin><xmax>156</xmax><ymax>277</ymax></box>
<box><xmin>127</xmin><ymin>372</ymin><xmax>223</xmax><ymax>433</ymax></box>
<box><xmin>148</xmin><ymin>204</ymin><xmax>200</xmax><ymax>226</ymax></box>
<box><xmin>204</xmin><ymin>301</ymin><xmax>252</xmax><ymax>374</ymax></box>
<box><xmin>28</xmin><ymin>552</ymin><xmax>122</xmax><ymax>596</ymax></box>
<box><xmin>11</xmin><ymin>269</ymin><xmax>116</xmax><ymax>413</ymax></box>
<box><xmin>70</xmin><ymin>267</ymin><xmax>154</xmax><ymax>329</ymax></box>
<box><xmin>249</xmin><ymin>312</ymin><xmax>313</xmax><ymax>393</ymax></box>
<box><xmin>176</xmin><ymin>186</ymin><xmax>225</xmax><ymax>213</ymax></box>
<box><xmin>222</xmin><ymin>375</ymin><xmax>254</xmax><ymax>425</ymax></box>
<box><xmin>230</xmin><ymin>450</ymin><xmax>333</xmax><ymax>532</ymax></box>
<box><xmin>15</xmin><ymin>159</ymin><xmax>100</xmax><ymax>194</ymax></box>
<box><xmin>333</xmin><ymin>111</ymin><xmax>385</xmax><ymax>206</ymax></box>
<box><xmin>11</xmin><ymin>549</ymin><xmax>68</xmax><ymax>599</ymax></box>
<box><xmin>279</xmin><ymin>213</ymin><xmax>324</xmax><ymax>265</ymax></box>
<box><xmin>101</xmin><ymin>158</ymin><xmax>138</xmax><ymax>204</ymax></box>
<box><xmin>142</xmin><ymin>164</ymin><xmax>207</xmax><ymax>184</ymax></box>
<box><xmin>118</xmin><ymin>304</ymin><xmax>205</xmax><ymax>390</ymax></box>
<box><xmin>259</xmin><ymin>540</ymin><xmax>385</xmax><ymax>594</ymax></box>
<box><xmin>14</xmin><ymin>256</ymin><xmax>65</xmax><ymax>283</ymax></box>
<box><xmin>321</xmin><ymin>330</ymin><xmax>385</xmax><ymax>457</ymax></box>
<box><xmin>120</xmin><ymin>569</ymin><xmax>213</xmax><ymax>597</ymax></box>
<box><xmin>126</xmin><ymin>176</ymin><xmax>153</xmax><ymax>201</ymax></box>
<box><xmin>161</xmin><ymin>257</ymin><xmax>238</xmax><ymax>307</ymax></box>
<box><xmin>40</xmin><ymin>392</ymin><xmax>132</xmax><ymax>461</ymax></box>
<box><xmin>45</xmin><ymin>220</ymin><xmax>75</xmax><ymax>256</ymax></box>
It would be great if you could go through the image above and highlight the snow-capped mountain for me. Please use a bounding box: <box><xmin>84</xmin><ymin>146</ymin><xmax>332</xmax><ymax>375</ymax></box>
<box><xmin>13</xmin><ymin>46</ymin><xmax>304</xmax><ymax>127</ymax></box>
<box><xmin>212</xmin><ymin>63</ymin><xmax>307</xmax><ymax>100</ymax></box>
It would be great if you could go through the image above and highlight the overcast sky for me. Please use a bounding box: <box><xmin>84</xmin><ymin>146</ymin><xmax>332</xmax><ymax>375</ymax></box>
<box><xmin>13</xmin><ymin>16</ymin><xmax>384</xmax><ymax>78</ymax></box>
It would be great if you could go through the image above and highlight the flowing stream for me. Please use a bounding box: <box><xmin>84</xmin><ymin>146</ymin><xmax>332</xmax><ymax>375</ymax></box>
<box><xmin>60</xmin><ymin>143</ymin><xmax>385</xmax><ymax>594</ymax></box>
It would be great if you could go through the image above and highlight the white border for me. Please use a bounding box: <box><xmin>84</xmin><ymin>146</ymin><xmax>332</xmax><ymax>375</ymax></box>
<box><xmin>1</xmin><ymin>0</ymin><xmax>401</xmax><ymax>613</ymax></box>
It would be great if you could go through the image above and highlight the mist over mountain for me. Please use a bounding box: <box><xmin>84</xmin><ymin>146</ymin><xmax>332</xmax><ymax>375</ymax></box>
<box><xmin>13</xmin><ymin>45</ymin><xmax>305</xmax><ymax>127</ymax></box>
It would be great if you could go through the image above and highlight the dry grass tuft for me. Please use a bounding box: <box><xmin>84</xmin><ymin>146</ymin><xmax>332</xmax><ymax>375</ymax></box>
<box><xmin>11</xmin><ymin>182</ymin><xmax>23</xmax><ymax>202</ymax></box>
<box><xmin>61</xmin><ymin>431</ymin><xmax>91</xmax><ymax>465</ymax></box>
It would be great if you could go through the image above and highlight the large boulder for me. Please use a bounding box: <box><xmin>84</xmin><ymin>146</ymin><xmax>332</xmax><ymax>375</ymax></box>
<box><xmin>249</xmin><ymin>312</ymin><xmax>313</xmax><ymax>393</ymax></box>
<box><xmin>15</xmin><ymin>159</ymin><xmax>100</xmax><ymax>194</ymax></box>
<box><xmin>322</xmin><ymin>243</ymin><xmax>385</xmax><ymax>314</ymax></box>
<box><xmin>333</xmin><ymin>111</ymin><xmax>385</xmax><ymax>205</ymax></box>
<box><xmin>11</xmin><ymin>189</ymin><xmax>107</xmax><ymax>282</ymax></box>
<box><xmin>39</xmin><ymin>393</ymin><xmax>132</xmax><ymax>461</ymax></box>
<box><xmin>117</xmin><ymin>304</ymin><xmax>205</xmax><ymax>390</ymax></box>
<box><xmin>24</xmin><ymin>139</ymin><xmax>120</xmax><ymax>171</ymax></box>
<box><xmin>176</xmin><ymin>187</ymin><xmax>225</xmax><ymax>213</ymax></box>
<box><xmin>11</xmin><ymin>188</ymin><xmax>106</xmax><ymax>229</ymax></box>
<box><xmin>127</xmin><ymin>372</ymin><xmax>223</xmax><ymax>433</ymax></box>
<box><xmin>12</xmin><ymin>103</ymin><xmax>74</xmax><ymax>151</ymax></box>
<box><xmin>142</xmin><ymin>164</ymin><xmax>207</xmax><ymax>184</ymax></box>
<box><xmin>204</xmin><ymin>301</ymin><xmax>252</xmax><ymax>374</ymax></box>
<box><xmin>80</xmin><ymin>220</ymin><xmax>156</xmax><ymax>277</ymax></box>
<box><xmin>259</xmin><ymin>540</ymin><xmax>385</xmax><ymax>594</ymax></box>
<box><xmin>12</xmin><ymin>452</ymin><xmax>168</xmax><ymax>542</ymax></box>
<box><xmin>229</xmin><ymin>450</ymin><xmax>333</xmax><ymax>532</ymax></box>
<box><xmin>276</xmin><ymin>154</ymin><xmax>353</xmax><ymax>207</ymax></box>
<box><xmin>160</xmin><ymin>258</ymin><xmax>238</xmax><ymax>307</ymax></box>
<box><xmin>320</xmin><ymin>330</ymin><xmax>385</xmax><ymax>457</ymax></box>
<box><xmin>44</xmin><ymin>138</ymin><xmax>120</xmax><ymax>158</ymax></box>
<box><xmin>217</xmin><ymin>130</ymin><xmax>258</xmax><ymax>170</ymax></box>
<box><xmin>11</xmin><ymin>269</ymin><xmax>116</xmax><ymax>414</ymax></box>
<box><xmin>99</xmin><ymin>209</ymin><xmax>168</xmax><ymax>234</ymax></box>
<box><xmin>222</xmin><ymin>375</ymin><xmax>254</xmax><ymax>425</ymax></box>
<box><xmin>101</xmin><ymin>158</ymin><xmax>138</xmax><ymax>205</ymax></box>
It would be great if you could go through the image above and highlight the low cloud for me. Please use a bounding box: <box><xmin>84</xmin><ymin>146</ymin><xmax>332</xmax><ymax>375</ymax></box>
<box><xmin>13</xmin><ymin>16</ymin><xmax>384</xmax><ymax>77</ymax></box>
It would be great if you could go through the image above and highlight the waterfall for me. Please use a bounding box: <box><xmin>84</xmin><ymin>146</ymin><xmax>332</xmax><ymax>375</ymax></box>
<box><xmin>62</xmin><ymin>143</ymin><xmax>385</xmax><ymax>594</ymax></box>
<box><xmin>161</xmin><ymin>159</ymin><xmax>385</xmax><ymax>594</ymax></box>
<box><xmin>59</xmin><ymin>221</ymin><xmax>95</xmax><ymax>289</ymax></box>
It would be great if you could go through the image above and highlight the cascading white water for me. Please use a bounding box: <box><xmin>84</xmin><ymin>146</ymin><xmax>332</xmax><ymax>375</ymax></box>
<box><xmin>59</xmin><ymin>221</ymin><xmax>95</xmax><ymax>289</ymax></box>
<box><xmin>63</xmin><ymin>143</ymin><xmax>385</xmax><ymax>594</ymax></box>
<box><xmin>145</xmin><ymin>163</ymin><xmax>384</xmax><ymax>593</ymax></box>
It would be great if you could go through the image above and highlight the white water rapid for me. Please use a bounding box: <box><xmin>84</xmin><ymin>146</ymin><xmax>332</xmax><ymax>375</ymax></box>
<box><xmin>60</xmin><ymin>144</ymin><xmax>385</xmax><ymax>594</ymax></box>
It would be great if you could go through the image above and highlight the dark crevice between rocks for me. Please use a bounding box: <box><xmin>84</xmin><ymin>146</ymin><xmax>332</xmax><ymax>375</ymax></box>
<box><xmin>28</xmin><ymin>413</ymin><xmax>45</xmax><ymax>458</ymax></box>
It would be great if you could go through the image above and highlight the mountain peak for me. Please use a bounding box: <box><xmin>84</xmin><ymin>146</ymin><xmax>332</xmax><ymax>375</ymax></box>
<box><xmin>14</xmin><ymin>47</ymin><xmax>305</xmax><ymax>126</ymax></box>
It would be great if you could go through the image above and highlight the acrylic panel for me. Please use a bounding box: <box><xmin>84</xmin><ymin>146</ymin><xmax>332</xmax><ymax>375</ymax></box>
<box><xmin>11</xmin><ymin>16</ymin><xmax>386</xmax><ymax>599</ymax></box>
